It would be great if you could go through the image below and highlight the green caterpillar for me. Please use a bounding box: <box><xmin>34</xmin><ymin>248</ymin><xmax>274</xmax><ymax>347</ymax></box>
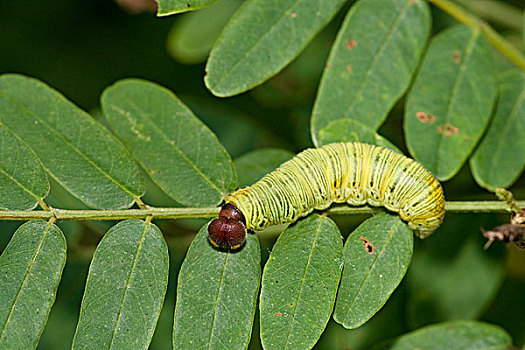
<box><xmin>208</xmin><ymin>142</ymin><xmax>445</xmax><ymax>249</ymax></box>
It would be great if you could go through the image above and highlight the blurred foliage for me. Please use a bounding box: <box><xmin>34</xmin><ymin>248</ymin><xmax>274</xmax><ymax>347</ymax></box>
<box><xmin>0</xmin><ymin>0</ymin><xmax>524</xmax><ymax>349</ymax></box>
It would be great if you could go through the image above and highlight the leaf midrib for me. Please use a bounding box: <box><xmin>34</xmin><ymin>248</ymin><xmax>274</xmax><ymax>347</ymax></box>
<box><xmin>108</xmin><ymin>222</ymin><xmax>149</xmax><ymax>349</ymax></box>
<box><xmin>207</xmin><ymin>0</ymin><xmax>305</xmax><ymax>91</ymax></box>
<box><xmin>108</xmin><ymin>98</ymin><xmax>223</xmax><ymax>196</ymax></box>
<box><xmin>435</xmin><ymin>29</ymin><xmax>480</xmax><ymax>176</ymax></box>
<box><xmin>282</xmin><ymin>217</ymin><xmax>325</xmax><ymax>349</ymax></box>
<box><xmin>341</xmin><ymin>0</ymin><xmax>413</xmax><ymax>127</ymax></box>
<box><xmin>343</xmin><ymin>219</ymin><xmax>401</xmax><ymax>322</ymax></box>
<box><xmin>0</xmin><ymin>221</ymin><xmax>52</xmax><ymax>342</ymax></box>
<box><xmin>0</xmin><ymin>166</ymin><xmax>41</xmax><ymax>205</ymax></box>
<box><xmin>207</xmin><ymin>251</ymin><xmax>230</xmax><ymax>349</ymax></box>
<box><xmin>0</xmin><ymin>122</ymin><xmax>49</xmax><ymax>207</ymax></box>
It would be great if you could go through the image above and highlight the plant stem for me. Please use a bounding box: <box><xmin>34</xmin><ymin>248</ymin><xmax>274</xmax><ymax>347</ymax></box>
<box><xmin>426</xmin><ymin>0</ymin><xmax>525</xmax><ymax>71</ymax></box>
<box><xmin>0</xmin><ymin>201</ymin><xmax>523</xmax><ymax>221</ymax></box>
<box><xmin>454</xmin><ymin>0</ymin><xmax>523</xmax><ymax>31</ymax></box>
<box><xmin>0</xmin><ymin>207</ymin><xmax>220</xmax><ymax>221</ymax></box>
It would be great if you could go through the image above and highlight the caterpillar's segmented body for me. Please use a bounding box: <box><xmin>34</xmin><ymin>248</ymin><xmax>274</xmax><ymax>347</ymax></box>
<box><xmin>208</xmin><ymin>142</ymin><xmax>445</xmax><ymax>249</ymax></box>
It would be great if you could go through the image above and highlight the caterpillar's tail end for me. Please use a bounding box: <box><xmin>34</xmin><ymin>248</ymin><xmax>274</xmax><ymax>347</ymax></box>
<box><xmin>411</xmin><ymin>224</ymin><xmax>435</xmax><ymax>239</ymax></box>
<box><xmin>207</xmin><ymin>203</ymin><xmax>247</xmax><ymax>250</ymax></box>
<box><xmin>409</xmin><ymin>214</ymin><xmax>445</xmax><ymax>239</ymax></box>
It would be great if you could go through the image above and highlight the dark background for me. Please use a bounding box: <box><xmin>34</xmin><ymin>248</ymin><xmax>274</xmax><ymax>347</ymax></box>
<box><xmin>1</xmin><ymin>0</ymin><xmax>524</xmax><ymax>348</ymax></box>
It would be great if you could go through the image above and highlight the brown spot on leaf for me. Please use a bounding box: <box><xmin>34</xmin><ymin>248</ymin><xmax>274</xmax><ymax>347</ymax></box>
<box><xmin>346</xmin><ymin>40</ymin><xmax>357</xmax><ymax>49</ymax></box>
<box><xmin>290</xmin><ymin>13</ymin><xmax>297</xmax><ymax>18</ymax></box>
<box><xmin>359</xmin><ymin>235</ymin><xmax>375</xmax><ymax>254</ymax></box>
<box><xmin>274</xmin><ymin>312</ymin><xmax>284</xmax><ymax>316</ymax></box>
<box><xmin>416</xmin><ymin>112</ymin><xmax>437</xmax><ymax>123</ymax></box>
<box><xmin>346</xmin><ymin>65</ymin><xmax>353</xmax><ymax>73</ymax></box>
<box><xmin>453</xmin><ymin>50</ymin><xmax>461</xmax><ymax>64</ymax></box>
<box><xmin>445</xmin><ymin>124</ymin><xmax>460</xmax><ymax>136</ymax></box>
<box><xmin>325</xmin><ymin>64</ymin><xmax>332</xmax><ymax>70</ymax></box>
<box><xmin>437</xmin><ymin>123</ymin><xmax>460</xmax><ymax>136</ymax></box>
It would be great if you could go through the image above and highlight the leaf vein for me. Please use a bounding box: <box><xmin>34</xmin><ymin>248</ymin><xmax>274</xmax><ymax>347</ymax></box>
<box><xmin>208</xmin><ymin>0</ymin><xmax>304</xmax><ymax>89</ymax></box>
<box><xmin>343</xmin><ymin>219</ymin><xmax>401</xmax><ymax>320</ymax></box>
<box><xmin>0</xmin><ymin>221</ymin><xmax>52</xmax><ymax>341</ymax></box>
<box><xmin>109</xmin><ymin>101</ymin><xmax>223</xmax><ymax>195</ymax></box>
<box><xmin>435</xmin><ymin>29</ymin><xmax>480</xmax><ymax>173</ymax></box>
<box><xmin>342</xmin><ymin>0</ymin><xmax>412</xmax><ymax>123</ymax></box>
<box><xmin>282</xmin><ymin>217</ymin><xmax>325</xmax><ymax>349</ymax></box>
<box><xmin>0</xmin><ymin>91</ymin><xmax>138</xmax><ymax>200</ymax></box>
<box><xmin>108</xmin><ymin>222</ymin><xmax>149</xmax><ymax>349</ymax></box>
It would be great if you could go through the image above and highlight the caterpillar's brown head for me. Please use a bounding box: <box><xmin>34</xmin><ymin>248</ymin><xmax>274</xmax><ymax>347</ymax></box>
<box><xmin>207</xmin><ymin>203</ymin><xmax>247</xmax><ymax>250</ymax></box>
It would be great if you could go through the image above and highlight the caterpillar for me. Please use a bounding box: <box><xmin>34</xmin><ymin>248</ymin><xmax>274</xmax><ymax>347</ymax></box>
<box><xmin>208</xmin><ymin>142</ymin><xmax>445</xmax><ymax>250</ymax></box>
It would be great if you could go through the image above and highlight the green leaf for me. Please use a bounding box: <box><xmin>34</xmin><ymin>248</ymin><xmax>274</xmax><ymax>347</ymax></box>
<box><xmin>0</xmin><ymin>220</ymin><xmax>66</xmax><ymax>349</ymax></box>
<box><xmin>470</xmin><ymin>70</ymin><xmax>525</xmax><ymax>190</ymax></box>
<box><xmin>204</xmin><ymin>0</ymin><xmax>346</xmax><ymax>97</ymax></box>
<box><xmin>334</xmin><ymin>213</ymin><xmax>413</xmax><ymax>329</ymax></box>
<box><xmin>72</xmin><ymin>220</ymin><xmax>168</xmax><ymax>350</ymax></box>
<box><xmin>404</xmin><ymin>25</ymin><xmax>497</xmax><ymax>181</ymax></box>
<box><xmin>234</xmin><ymin>148</ymin><xmax>294</xmax><ymax>187</ymax></box>
<box><xmin>166</xmin><ymin>0</ymin><xmax>242</xmax><ymax>64</ymax></box>
<box><xmin>259</xmin><ymin>214</ymin><xmax>343</xmax><ymax>350</ymax></box>
<box><xmin>0</xmin><ymin>74</ymin><xmax>144</xmax><ymax>209</ymax></box>
<box><xmin>311</xmin><ymin>0</ymin><xmax>431</xmax><ymax>144</ymax></box>
<box><xmin>102</xmin><ymin>79</ymin><xmax>236</xmax><ymax>207</ymax></box>
<box><xmin>317</xmin><ymin>119</ymin><xmax>401</xmax><ymax>153</ymax></box>
<box><xmin>372</xmin><ymin>320</ymin><xmax>512</xmax><ymax>350</ymax></box>
<box><xmin>0</xmin><ymin>124</ymin><xmax>49</xmax><ymax>210</ymax></box>
<box><xmin>173</xmin><ymin>222</ymin><xmax>260</xmax><ymax>349</ymax></box>
<box><xmin>157</xmin><ymin>0</ymin><xmax>220</xmax><ymax>15</ymax></box>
